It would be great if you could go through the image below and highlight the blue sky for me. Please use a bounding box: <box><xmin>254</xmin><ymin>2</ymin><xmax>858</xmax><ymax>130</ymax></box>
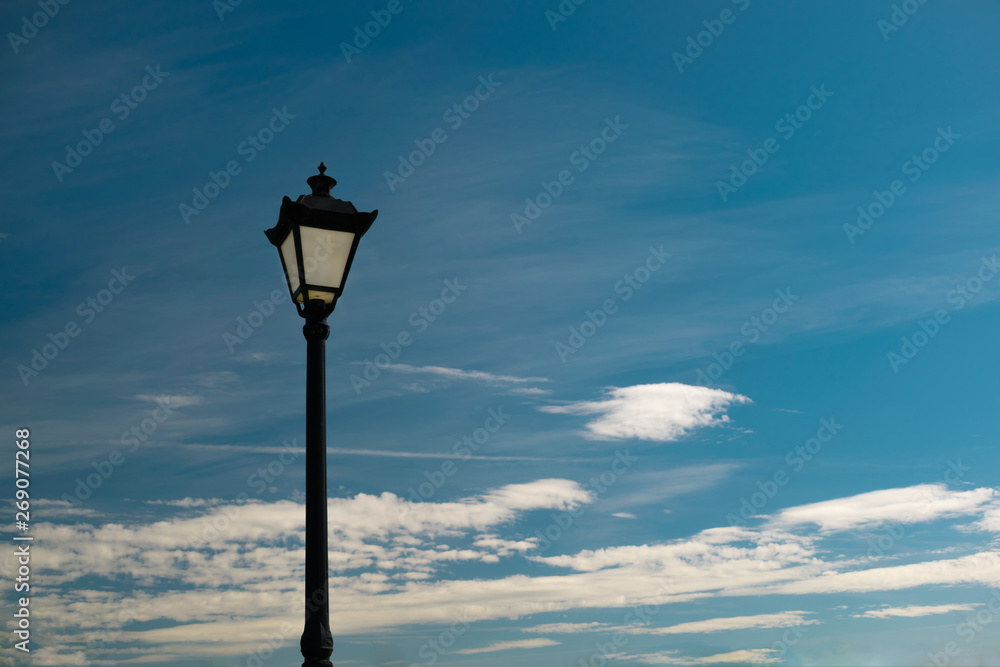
<box><xmin>3</xmin><ymin>1</ymin><xmax>1000</xmax><ymax>665</ymax></box>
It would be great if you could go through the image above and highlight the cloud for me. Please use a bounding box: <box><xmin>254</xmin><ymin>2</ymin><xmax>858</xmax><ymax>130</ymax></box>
<box><xmin>133</xmin><ymin>393</ymin><xmax>201</xmax><ymax>407</ymax></box>
<box><xmin>852</xmin><ymin>604</ymin><xmax>978</xmax><ymax>619</ymax></box>
<box><xmin>179</xmin><ymin>443</ymin><xmax>600</xmax><ymax>463</ymax></box>
<box><xmin>26</xmin><ymin>479</ymin><xmax>1000</xmax><ymax>664</ymax></box>
<box><xmin>638</xmin><ymin>611</ymin><xmax>817</xmax><ymax>635</ymax></box>
<box><xmin>27</xmin><ymin>478</ymin><xmax>599</xmax><ymax>661</ymax></box>
<box><xmin>601</xmin><ymin>463</ymin><xmax>739</xmax><ymax>512</ymax></box>
<box><xmin>968</xmin><ymin>500</ymin><xmax>1000</xmax><ymax>533</ymax></box>
<box><xmin>522</xmin><ymin>612</ymin><xmax>815</xmax><ymax>636</ymax></box>
<box><xmin>774</xmin><ymin>551</ymin><xmax>1000</xmax><ymax>595</ymax></box>
<box><xmin>382</xmin><ymin>363</ymin><xmax>549</xmax><ymax>385</ymax></box>
<box><xmin>772</xmin><ymin>484</ymin><xmax>996</xmax><ymax>532</ymax></box>
<box><xmin>523</xmin><ymin>622</ymin><xmax>611</xmax><ymax>634</ymax></box>
<box><xmin>539</xmin><ymin>383</ymin><xmax>750</xmax><ymax>441</ymax></box>
<box><xmin>619</xmin><ymin>649</ymin><xmax>782</xmax><ymax>665</ymax></box>
<box><xmin>33</xmin><ymin>498</ymin><xmax>102</xmax><ymax>517</ymax></box>
<box><xmin>144</xmin><ymin>497</ymin><xmax>228</xmax><ymax>507</ymax></box>
<box><xmin>453</xmin><ymin>638</ymin><xmax>560</xmax><ymax>654</ymax></box>
<box><xmin>611</xmin><ymin>512</ymin><xmax>637</xmax><ymax>519</ymax></box>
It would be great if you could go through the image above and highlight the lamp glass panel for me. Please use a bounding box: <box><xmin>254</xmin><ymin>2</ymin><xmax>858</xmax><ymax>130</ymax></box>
<box><xmin>300</xmin><ymin>226</ymin><xmax>355</xmax><ymax>289</ymax></box>
<box><xmin>279</xmin><ymin>233</ymin><xmax>300</xmax><ymax>295</ymax></box>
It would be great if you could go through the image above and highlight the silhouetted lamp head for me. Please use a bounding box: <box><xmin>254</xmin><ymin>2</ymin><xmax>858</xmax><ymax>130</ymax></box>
<box><xmin>265</xmin><ymin>163</ymin><xmax>378</xmax><ymax>317</ymax></box>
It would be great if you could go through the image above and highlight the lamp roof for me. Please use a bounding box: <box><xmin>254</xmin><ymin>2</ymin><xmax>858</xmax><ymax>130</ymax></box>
<box><xmin>298</xmin><ymin>162</ymin><xmax>358</xmax><ymax>214</ymax></box>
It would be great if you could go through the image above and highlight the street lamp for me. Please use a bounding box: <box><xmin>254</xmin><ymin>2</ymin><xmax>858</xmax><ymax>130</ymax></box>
<box><xmin>265</xmin><ymin>163</ymin><xmax>377</xmax><ymax>667</ymax></box>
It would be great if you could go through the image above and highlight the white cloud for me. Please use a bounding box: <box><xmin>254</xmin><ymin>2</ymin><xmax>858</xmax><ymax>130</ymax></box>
<box><xmin>382</xmin><ymin>363</ymin><xmax>549</xmax><ymax>384</ymax></box>
<box><xmin>601</xmin><ymin>463</ymin><xmax>739</xmax><ymax>512</ymax></box>
<box><xmin>621</xmin><ymin>649</ymin><xmax>782</xmax><ymax>665</ymax></box>
<box><xmin>523</xmin><ymin>621</ymin><xmax>611</xmax><ymax>634</ymax></box>
<box><xmin>453</xmin><ymin>638</ymin><xmax>560</xmax><ymax>654</ymax></box>
<box><xmin>611</xmin><ymin>512</ymin><xmax>637</xmax><ymax>519</ymax></box>
<box><xmin>638</xmin><ymin>611</ymin><xmax>817</xmax><ymax>634</ymax></box>
<box><xmin>968</xmin><ymin>500</ymin><xmax>1000</xmax><ymax>533</ymax></box>
<box><xmin>774</xmin><ymin>551</ymin><xmax>1000</xmax><ymax>595</ymax></box>
<box><xmin>773</xmin><ymin>484</ymin><xmax>996</xmax><ymax>532</ymax></box>
<box><xmin>180</xmin><ymin>443</ymin><xmax>598</xmax><ymax>463</ymax></box>
<box><xmin>26</xmin><ymin>478</ymin><xmax>1000</xmax><ymax>665</ymax></box>
<box><xmin>522</xmin><ymin>612</ymin><xmax>815</xmax><ymax>637</ymax></box>
<box><xmin>539</xmin><ymin>383</ymin><xmax>750</xmax><ymax>441</ymax></box>
<box><xmin>32</xmin><ymin>498</ymin><xmax>102</xmax><ymax>517</ymax></box>
<box><xmin>853</xmin><ymin>604</ymin><xmax>978</xmax><ymax>619</ymax></box>
<box><xmin>133</xmin><ymin>393</ymin><xmax>201</xmax><ymax>407</ymax></box>
<box><xmin>144</xmin><ymin>497</ymin><xmax>227</xmax><ymax>507</ymax></box>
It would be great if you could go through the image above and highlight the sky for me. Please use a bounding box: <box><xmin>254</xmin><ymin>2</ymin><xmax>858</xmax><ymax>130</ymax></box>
<box><xmin>2</xmin><ymin>1</ymin><xmax>1000</xmax><ymax>665</ymax></box>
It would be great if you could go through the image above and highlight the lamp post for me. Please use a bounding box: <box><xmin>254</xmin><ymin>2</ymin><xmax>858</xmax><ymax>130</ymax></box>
<box><xmin>265</xmin><ymin>163</ymin><xmax>377</xmax><ymax>667</ymax></box>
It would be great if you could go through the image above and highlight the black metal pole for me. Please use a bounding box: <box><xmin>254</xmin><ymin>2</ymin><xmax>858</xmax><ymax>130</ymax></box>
<box><xmin>301</xmin><ymin>305</ymin><xmax>333</xmax><ymax>667</ymax></box>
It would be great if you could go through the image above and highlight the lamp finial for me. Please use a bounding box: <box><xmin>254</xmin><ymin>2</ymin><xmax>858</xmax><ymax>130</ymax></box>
<box><xmin>307</xmin><ymin>162</ymin><xmax>337</xmax><ymax>197</ymax></box>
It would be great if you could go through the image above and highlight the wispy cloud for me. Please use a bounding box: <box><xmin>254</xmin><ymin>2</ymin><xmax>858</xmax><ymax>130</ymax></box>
<box><xmin>509</xmin><ymin>386</ymin><xmax>552</xmax><ymax>395</ymax></box>
<box><xmin>523</xmin><ymin>612</ymin><xmax>814</xmax><ymax>636</ymax></box>
<box><xmin>27</xmin><ymin>478</ymin><xmax>1000</xmax><ymax>663</ymax></box>
<box><xmin>454</xmin><ymin>638</ymin><xmax>560</xmax><ymax>654</ymax></box>
<box><xmin>383</xmin><ymin>363</ymin><xmax>549</xmax><ymax>384</ymax></box>
<box><xmin>524</xmin><ymin>622</ymin><xmax>609</xmax><ymax>634</ymax></box>
<box><xmin>772</xmin><ymin>484</ymin><xmax>996</xmax><ymax>532</ymax></box>
<box><xmin>133</xmin><ymin>393</ymin><xmax>201</xmax><ymax>407</ymax></box>
<box><xmin>852</xmin><ymin>604</ymin><xmax>978</xmax><ymax>619</ymax></box>
<box><xmin>638</xmin><ymin>611</ymin><xmax>817</xmax><ymax>635</ymax></box>
<box><xmin>179</xmin><ymin>443</ymin><xmax>600</xmax><ymax>462</ymax></box>
<box><xmin>601</xmin><ymin>463</ymin><xmax>739</xmax><ymax>512</ymax></box>
<box><xmin>620</xmin><ymin>648</ymin><xmax>782</xmax><ymax>665</ymax></box>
